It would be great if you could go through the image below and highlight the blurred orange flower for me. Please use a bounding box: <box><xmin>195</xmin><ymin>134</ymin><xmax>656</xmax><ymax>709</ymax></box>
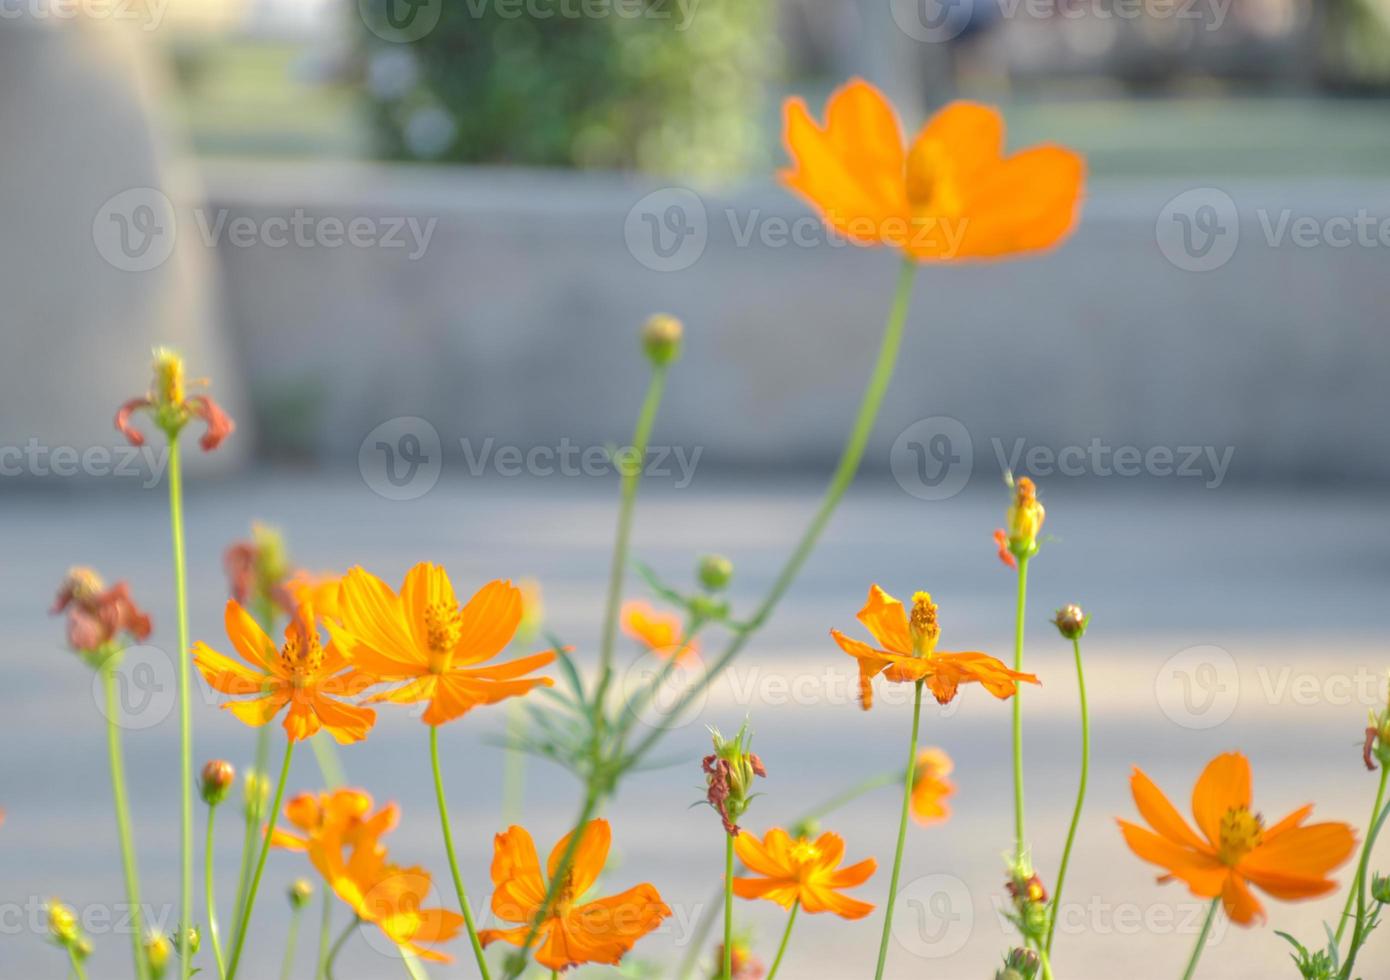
<box><xmin>830</xmin><ymin>586</ymin><xmax>1038</xmax><ymax>708</ymax></box>
<box><xmin>911</xmin><ymin>748</ymin><xmax>955</xmax><ymax>826</ymax></box>
<box><xmin>477</xmin><ymin>819</ymin><xmax>670</xmax><ymax>971</ymax></box>
<box><xmin>622</xmin><ymin>600</ymin><xmax>698</xmax><ymax>662</ymax></box>
<box><xmin>1118</xmin><ymin>752</ymin><xmax>1356</xmax><ymax>926</ymax></box>
<box><xmin>192</xmin><ymin>597</ymin><xmax>376</xmax><ymax>743</ymax></box>
<box><xmin>781</xmin><ymin>79</ymin><xmax>1085</xmax><ymax>262</ymax></box>
<box><xmin>335</xmin><ymin>564</ymin><xmax>556</xmax><ymax>726</ymax></box>
<box><xmin>732</xmin><ymin>828</ymin><xmax>877</xmax><ymax>919</ymax></box>
<box><xmin>270</xmin><ymin>788</ymin><xmax>399</xmax><ymax>862</ymax></box>
<box><xmin>52</xmin><ymin>567</ymin><xmax>152</xmax><ymax>655</ymax></box>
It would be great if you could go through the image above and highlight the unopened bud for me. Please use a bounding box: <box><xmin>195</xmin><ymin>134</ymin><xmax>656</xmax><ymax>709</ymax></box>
<box><xmin>1004</xmin><ymin>476</ymin><xmax>1045</xmax><ymax>559</ymax></box>
<box><xmin>1005</xmin><ymin>946</ymin><xmax>1040</xmax><ymax>979</ymax></box>
<box><xmin>1052</xmin><ymin>604</ymin><xmax>1089</xmax><ymax>640</ymax></box>
<box><xmin>1372</xmin><ymin>872</ymin><xmax>1390</xmax><ymax>904</ymax></box>
<box><xmin>145</xmin><ymin>931</ymin><xmax>172</xmax><ymax>979</ymax></box>
<box><xmin>152</xmin><ymin>347</ymin><xmax>187</xmax><ymax>408</ymax></box>
<box><xmin>698</xmin><ymin>554</ymin><xmax>734</xmax><ymax>592</ymax></box>
<box><xmin>47</xmin><ymin>900</ymin><xmax>79</xmax><ymax>946</ymax></box>
<box><xmin>703</xmin><ymin>720</ymin><xmax>766</xmax><ymax>836</ymax></box>
<box><xmin>641</xmin><ymin>313</ymin><xmax>684</xmax><ymax>366</ymax></box>
<box><xmin>200</xmin><ymin>760</ymin><xmax>235</xmax><ymax>806</ymax></box>
<box><xmin>244</xmin><ymin>769</ymin><xmax>270</xmax><ymax>813</ymax></box>
<box><xmin>290</xmin><ymin>878</ymin><xmax>315</xmax><ymax>909</ymax></box>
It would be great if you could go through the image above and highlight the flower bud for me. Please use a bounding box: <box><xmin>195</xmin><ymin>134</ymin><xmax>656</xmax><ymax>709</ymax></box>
<box><xmin>1005</xmin><ymin>947</ymin><xmax>1040</xmax><ymax>978</ymax></box>
<box><xmin>702</xmin><ymin>720</ymin><xmax>767</xmax><ymax>836</ymax></box>
<box><xmin>177</xmin><ymin>925</ymin><xmax>200</xmax><ymax>954</ymax></box>
<box><xmin>289</xmin><ymin>878</ymin><xmax>315</xmax><ymax>909</ymax></box>
<box><xmin>200</xmin><ymin>760</ymin><xmax>235</xmax><ymax>806</ymax></box>
<box><xmin>1052</xmin><ymin>604</ymin><xmax>1089</xmax><ymax>640</ymax></box>
<box><xmin>698</xmin><ymin>554</ymin><xmax>734</xmax><ymax>592</ymax></box>
<box><xmin>641</xmin><ymin>313</ymin><xmax>684</xmax><ymax>366</ymax></box>
<box><xmin>145</xmin><ymin>931</ymin><xmax>172</xmax><ymax>979</ymax></box>
<box><xmin>995</xmin><ymin>971</ymin><xmax>1026</xmax><ymax>980</ymax></box>
<box><xmin>244</xmin><ymin>769</ymin><xmax>271</xmax><ymax>815</ymax></box>
<box><xmin>47</xmin><ymin>900</ymin><xmax>80</xmax><ymax>947</ymax></box>
<box><xmin>1003</xmin><ymin>476</ymin><xmax>1045</xmax><ymax>560</ymax></box>
<box><xmin>1372</xmin><ymin>872</ymin><xmax>1390</xmax><ymax>904</ymax></box>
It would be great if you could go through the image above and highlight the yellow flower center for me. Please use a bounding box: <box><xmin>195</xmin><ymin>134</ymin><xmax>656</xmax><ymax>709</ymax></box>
<box><xmin>1217</xmin><ymin>806</ymin><xmax>1264</xmax><ymax>866</ymax></box>
<box><xmin>280</xmin><ymin>624</ymin><xmax>326</xmax><ymax>685</ymax></box>
<box><xmin>424</xmin><ymin>601</ymin><xmax>462</xmax><ymax>672</ymax></box>
<box><xmin>909</xmin><ymin>592</ymin><xmax>940</xmax><ymax>657</ymax></box>
<box><xmin>152</xmin><ymin>346</ymin><xmax>186</xmax><ymax>407</ymax></box>
<box><xmin>549</xmin><ymin>870</ymin><xmax>578</xmax><ymax>918</ymax></box>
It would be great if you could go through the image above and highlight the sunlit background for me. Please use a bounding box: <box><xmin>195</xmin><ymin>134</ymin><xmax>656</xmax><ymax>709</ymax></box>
<box><xmin>3</xmin><ymin>2</ymin><xmax>1390</xmax><ymax>977</ymax></box>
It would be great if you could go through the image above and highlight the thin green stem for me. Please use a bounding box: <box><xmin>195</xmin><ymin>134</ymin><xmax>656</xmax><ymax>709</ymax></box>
<box><xmin>501</xmin><ymin>700</ymin><xmax>526</xmax><ymax>824</ymax></box>
<box><xmin>1336</xmin><ymin>765</ymin><xmax>1388</xmax><ymax>944</ymax></box>
<box><xmin>316</xmin><ymin>887</ymin><xmax>332</xmax><ymax>980</ymax></box>
<box><xmin>1038</xmin><ymin>944</ymin><xmax>1055</xmax><ymax>980</ymax></box>
<box><xmin>799</xmin><ymin>769</ymin><xmax>902</xmax><ymax>825</ymax></box>
<box><xmin>279</xmin><ymin>905</ymin><xmax>303</xmax><ymax>980</ymax></box>
<box><xmin>429</xmin><ymin>726</ymin><xmax>491</xmax><ymax>979</ymax></box>
<box><xmin>1180</xmin><ymin>898</ymin><xmax>1220</xmax><ymax>980</ymax></box>
<box><xmin>225</xmin><ymin>739</ymin><xmax>295</xmax><ymax>980</ymax></box>
<box><xmin>766</xmin><ymin>902</ymin><xmax>799</xmax><ymax>980</ymax></box>
<box><xmin>67</xmin><ymin>946</ymin><xmax>89</xmax><ymax>980</ymax></box>
<box><xmin>722</xmin><ymin>833</ymin><xmax>735</xmax><ymax>980</ymax></box>
<box><xmin>1339</xmin><ymin>798</ymin><xmax>1390</xmax><ymax>979</ymax></box>
<box><xmin>1011</xmin><ymin>555</ymin><xmax>1031</xmax><ymax>864</ymax></box>
<box><xmin>103</xmin><ymin>660</ymin><xmax>149</xmax><ymax>980</ymax></box>
<box><xmin>205</xmin><ymin>804</ymin><xmax>226</xmax><ymax>978</ymax></box>
<box><xmin>628</xmin><ymin>259</ymin><xmax>917</xmax><ymax>769</ymax></box>
<box><xmin>166</xmin><ymin>438</ymin><xmax>195</xmax><ymax>980</ymax></box>
<box><xmin>875</xmin><ymin>680</ymin><xmax>924</xmax><ymax>980</ymax></box>
<box><xmin>323</xmin><ymin>917</ymin><xmax>358</xmax><ymax>980</ymax></box>
<box><xmin>1044</xmin><ymin>635</ymin><xmax>1090</xmax><ymax>955</ymax></box>
<box><xmin>233</xmin><ymin>727</ymin><xmax>271</xmax><ymax>938</ymax></box>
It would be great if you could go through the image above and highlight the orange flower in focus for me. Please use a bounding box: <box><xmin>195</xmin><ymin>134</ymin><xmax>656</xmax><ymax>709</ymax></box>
<box><xmin>911</xmin><ymin>748</ymin><xmax>955</xmax><ymax>826</ymax></box>
<box><xmin>830</xmin><ymin>586</ymin><xmax>1038</xmax><ymax>708</ymax></box>
<box><xmin>622</xmin><ymin>600</ymin><xmax>698</xmax><ymax>662</ymax></box>
<box><xmin>477</xmin><ymin>819</ymin><xmax>670</xmax><ymax>972</ymax></box>
<box><xmin>781</xmin><ymin>79</ymin><xmax>1085</xmax><ymax>262</ymax></box>
<box><xmin>192</xmin><ymin>597</ymin><xmax>376</xmax><ymax>743</ymax></box>
<box><xmin>732</xmin><ymin>828</ymin><xmax>877</xmax><ymax>919</ymax></box>
<box><xmin>335</xmin><ymin>564</ymin><xmax>555</xmax><ymax>726</ymax></box>
<box><xmin>1118</xmin><ymin>752</ymin><xmax>1356</xmax><ymax>926</ymax></box>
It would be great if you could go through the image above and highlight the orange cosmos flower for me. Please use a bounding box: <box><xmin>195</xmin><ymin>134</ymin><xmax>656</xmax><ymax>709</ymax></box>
<box><xmin>270</xmin><ymin>788</ymin><xmax>399</xmax><ymax>862</ymax></box>
<box><xmin>911</xmin><ymin>747</ymin><xmax>955</xmax><ymax>826</ymax></box>
<box><xmin>478</xmin><ymin>819</ymin><xmax>670</xmax><ymax>972</ymax></box>
<box><xmin>732</xmin><ymin>828</ymin><xmax>877</xmax><ymax>919</ymax></box>
<box><xmin>192</xmin><ymin>597</ymin><xmax>376</xmax><ymax>743</ymax></box>
<box><xmin>1118</xmin><ymin>752</ymin><xmax>1356</xmax><ymax>926</ymax></box>
<box><xmin>781</xmin><ymin>79</ymin><xmax>1084</xmax><ymax>262</ymax></box>
<box><xmin>622</xmin><ymin>600</ymin><xmax>699</xmax><ymax>662</ymax></box>
<box><xmin>831</xmin><ymin>585</ymin><xmax>1038</xmax><ymax>709</ymax></box>
<box><xmin>335</xmin><ymin>564</ymin><xmax>555</xmax><ymax>726</ymax></box>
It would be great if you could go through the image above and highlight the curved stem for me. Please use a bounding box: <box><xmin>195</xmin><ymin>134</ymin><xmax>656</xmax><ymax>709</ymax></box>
<box><xmin>279</xmin><ymin>905</ymin><xmax>303</xmax><ymax>980</ymax></box>
<box><xmin>1045</xmin><ymin>635</ymin><xmax>1090</xmax><ymax>955</ymax></box>
<box><xmin>1180</xmin><ymin>898</ymin><xmax>1220</xmax><ymax>980</ymax></box>
<box><xmin>1339</xmin><ymin>798</ymin><xmax>1390</xmax><ymax>979</ymax></box>
<box><xmin>165</xmin><ymin>438</ymin><xmax>195</xmax><ymax>980</ymax></box>
<box><xmin>224</xmin><ymin>739</ymin><xmax>295</xmax><ymax>980</ymax></box>
<box><xmin>316</xmin><ymin>888</ymin><xmax>332</xmax><ymax>980</ymax></box>
<box><xmin>67</xmin><ymin>945</ymin><xmax>89</xmax><ymax>980</ymax></box>
<box><xmin>205</xmin><ymin>804</ymin><xmax>227</xmax><ymax>978</ymax></box>
<box><xmin>874</xmin><ymin>680</ymin><xmax>924</xmax><ymax>980</ymax></box>
<box><xmin>798</xmin><ymin>770</ymin><xmax>901</xmax><ymax>826</ymax></box>
<box><xmin>722</xmin><ymin>833</ymin><xmax>734</xmax><ymax>980</ymax></box>
<box><xmin>1336</xmin><ymin>765</ymin><xmax>1388</xmax><ymax>944</ymax></box>
<box><xmin>323</xmin><ymin>917</ymin><xmax>358</xmax><ymax>980</ymax></box>
<box><xmin>628</xmin><ymin>259</ymin><xmax>917</xmax><ymax>769</ymax></box>
<box><xmin>1011</xmin><ymin>555</ymin><xmax>1031</xmax><ymax>864</ymax></box>
<box><xmin>429</xmin><ymin>726</ymin><xmax>492</xmax><ymax>979</ymax></box>
<box><xmin>765</xmin><ymin>902</ymin><xmax>799</xmax><ymax>980</ymax></box>
<box><xmin>103</xmin><ymin>661</ymin><xmax>149</xmax><ymax>980</ymax></box>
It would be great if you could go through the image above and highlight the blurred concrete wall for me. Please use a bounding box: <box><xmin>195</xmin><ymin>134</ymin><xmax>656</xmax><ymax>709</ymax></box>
<box><xmin>199</xmin><ymin>161</ymin><xmax>1389</xmax><ymax>484</ymax></box>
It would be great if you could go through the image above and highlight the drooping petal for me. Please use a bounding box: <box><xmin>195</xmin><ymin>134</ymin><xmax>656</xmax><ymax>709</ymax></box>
<box><xmin>187</xmin><ymin>394</ymin><xmax>235</xmax><ymax>452</ymax></box>
<box><xmin>856</xmin><ymin>585</ymin><xmax>913</xmax><ymax>656</ymax></box>
<box><xmin>114</xmin><ymin>397</ymin><xmax>152</xmax><ymax>447</ymax></box>
<box><xmin>800</xmin><ymin>882</ymin><xmax>875</xmax><ymax>920</ymax></box>
<box><xmin>282</xmin><ymin>698</ymin><xmax>323</xmax><ymax>742</ymax></box>
<box><xmin>1117</xmin><ymin>820</ymin><xmax>1227</xmax><ymax>898</ymax></box>
<box><xmin>307</xmin><ymin>693</ymin><xmax>377</xmax><ymax>744</ymax></box>
<box><xmin>1191</xmin><ymin>752</ymin><xmax>1252</xmax><ymax>849</ymax></box>
<box><xmin>1220</xmin><ymin>873</ymin><xmax>1266</xmax><ymax>926</ymax></box>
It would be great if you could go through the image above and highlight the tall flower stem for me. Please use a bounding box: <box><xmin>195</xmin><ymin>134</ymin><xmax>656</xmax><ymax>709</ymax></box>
<box><xmin>1336</xmin><ymin>765</ymin><xmax>1388</xmax><ymax>944</ymax></box>
<box><xmin>67</xmin><ymin>946</ymin><xmax>89</xmax><ymax>980</ymax></box>
<box><xmin>429</xmin><ymin>726</ymin><xmax>491</xmax><ymax>979</ymax></box>
<box><xmin>722</xmin><ymin>834</ymin><xmax>735</xmax><ymax>980</ymax></box>
<box><xmin>501</xmin><ymin>700</ymin><xmax>527</xmax><ymax>823</ymax></box>
<box><xmin>102</xmin><ymin>657</ymin><xmax>149</xmax><ymax>980</ymax></box>
<box><xmin>224</xmin><ymin>739</ymin><xmax>295</xmax><ymax>980</ymax></box>
<box><xmin>1180</xmin><ymin>898</ymin><xmax>1220</xmax><ymax>980</ymax></box>
<box><xmin>315</xmin><ymin>890</ymin><xmax>332</xmax><ymax>980</ymax></box>
<box><xmin>1339</xmin><ymin>799</ymin><xmax>1390</xmax><ymax>979</ymax></box>
<box><xmin>1010</xmin><ymin>554</ymin><xmax>1031</xmax><ymax>863</ymax></box>
<box><xmin>165</xmin><ymin>438</ymin><xmax>195</xmax><ymax>979</ymax></box>
<box><xmin>766</xmin><ymin>902</ymin><xmax>799</xmax><ymax>980</ymax></box>
<box><xmin>278</xmin><ymin>903</ymin><xmax>304</xmax><ymax>980</ymax></box>
<box><xmin>874</xmin><ymin>679</ymin><xmax>924</xmax><ymax>980</ymax></box>
<box><xmin>1044</xmin><ymin>634</ymin><xmax>1090</xmax><ymax>955</ymax></box>
<box><xmin>205</xmin><ymin>804</ymin><xmax>227</xmax><ymax>978</ymax></box>
<box><xmin>323</xmin><ymin>917</ymin><xmax>358</xmax><ymax>980</ymax></box>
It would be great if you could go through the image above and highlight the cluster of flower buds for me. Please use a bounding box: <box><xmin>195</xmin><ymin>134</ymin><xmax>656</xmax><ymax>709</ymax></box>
<box><xmin>224</xmin><ymin>522</ymin><xmax>291</xmax><ymax>614</ymax></box>
<box><xmin>115</xmin><ymin>347</ymin><xmax>234</xmax><ymax>452</ymax></box>
<box><xmin>1004</xmin><ymin>863</ymin><xmax>1049</xmax><ymax>945</ymax></box>
<box><xmin>994</xmin><ymin>476</ymin><xmax>1046</xmax><ymax>569</ymax></box>
<box><xmin>200</xmin><ymin>759</ymin><xmax>236</xmax><ymax>807</ymax></box>
<box><xmin>710</xmin><ymin>934</ymin><xmax>766</xmax><ymax>979</ymax></box>
<box><xmin>51</xmin><ymin>567</ymin><xmax>152</xmax><ymax>668</ymax></box>
<box><xmin>1364</xmin><ymin>676</ymin><xmax>1390</xmax><ymax>771</ymax></box>
<box><xmin>703</xmin><ymin>720</ymin><xmax>767</xmax><ymax>836</ymax></box>
<box><xmin>46</xmin><ymin>900</ymin><xmax>92</xmax><ymax>962</ymax></box>
<box><xmin>689</xmin><ymin>554</ymin><xmax>735</xmax><ymax>623</ymax></box>
<box><xmin>1051</xmin><ymin>603</ymin><xmax>1090</xmax><ymax>641</ymax></box>
<box><xmin>995</xmin><ymin>946</ymin><xmax>1040</xmax><ymax>980</ymax></box>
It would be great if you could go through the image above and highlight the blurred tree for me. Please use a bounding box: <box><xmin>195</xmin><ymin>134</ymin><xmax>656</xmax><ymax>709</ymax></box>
<box><xmin>356</xmin><ymin>0</ymin><xmax>779</xmax><ymax>178</ymax></box>
<box><xmin>1319</xmin><ymin>0</ymin><xmax>1390</xmax><ymax>87</ymax></box>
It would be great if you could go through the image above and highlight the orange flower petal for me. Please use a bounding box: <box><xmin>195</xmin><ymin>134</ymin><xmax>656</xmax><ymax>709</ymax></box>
<box><xmin>225</xmin><ymin>690</ymin><xmax>288</xmax><ymax>728</ymax></box>
<box><xmin>801</xmin><ymin>883</ymin><xmax>874</xmax><ymax>920</ymax></box>
<box><xmin>282</xmin><ymin>699</ymin><xmax>323</xmax><ymax>742</ymax></box>
<box><xmin>734</xmin><ymin>830</ymin><xmax>790</xmax><ymax>879</ymax></box>
<box><xmin>948</xmin><ymin>145</ymin><xmax>1086</xmax><ymax>260</ymax></box>
<box><xmin>1242</xmin><ymin>821</ymin><xmax>1356</xmax><ymax>883</ymax></box>
<box><xmin>223</xmin><ymin>600</ymin><xmax>279</xmax><ymax>674</ymax></box>
<box><xmin>452</xmin><ymin>578</ymin><xmax>523</xmax><ymax>667</ymax></box>
<box><xmin>1221</xmin><ymin>873</ymin><xmax>1265</xmax><ymax>926</ymax></box>
<box><xmin>856</xmin><ymin>585</ymin><xmax>913</xmax><ymax>655</ymax></box>
<box><xmin>192</xmin><ymin>642</ymin><xmax>269</xmax><ymax>696</ymax></box>
<box><xmin>910</xmin><ymin>101</ymin><xmax>1004</xmax><ymax>189</ymax></box>
<box><xmin>1117</xmin><ymin>820</ymin><xmax>1227</xmax><ymax>898</ymax></box>
<box><xmin>548</xmin><ymin>819</ymin><xmax>611</xmax><ymax>900</ymax></box>
<box><xmin>1130</xmin><ymin>767</ymin><xmax>1211</xmax><ymax>854</ymax></box>
<box><xmin>400</xmin><ymin>562</ymin><xmax>459</xmax><ymax>654</ymax></box>
<box><xmin>1191</xmin><ymin>752</ymin><xmax>1252</xmax><ymax>849</ymax></box>
<box><xmin>826</xmin><ymin>858</ymin><xmax>877</xmax><ymax>890</ymax></box>
<box><xmin>307</xmin><ymin>693</ymin><xmax>377</xmax><ymax>745</ymax></box>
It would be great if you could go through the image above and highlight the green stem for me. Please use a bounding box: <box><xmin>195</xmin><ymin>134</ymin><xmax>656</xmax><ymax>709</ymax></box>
<box><xmin>1339</xmin><ymin>798</ymin><xmax>1390</xmax><ymax>979</ymax></box>
<box><xmin>1044</xmin><ymin>635</ymin><xmax>1090</xmax><ymax>955</ymax></box>
<box><xmin>232</xmin><ymin>726</ymin><xmax>272</xmax><ymax>938</ymax></box>
<box><xmin>323</xmin><ymin>917</ymin><xmax>358</xmax><ymax>980</ymax></box>
<box><xmin>279</xmin><ymin>905</ymin><xmax>303</xmax><ymax>980</ymax></box>
<box><xmin>67</xmin><ymin>945</ymin><xmax>89</xmax><ymax>980</ymax></box>
<box><xmin>316</xmin><ymin>887</ymin><xmax>332</xmax><ymax>980</ymax></box>
<box><xmin>103</xmin><ymin>660</ymin><xmax>149</xmax><ymax>980</ymax></box>
<box><xmin>799</xmin><ymin>769</ymin><xmax>902</xmax><ymax>825</ymax></box>
<box><xmin>1336</xmin><ymin>765</ymin><xmax>1388</xmax><ymax>944</ymax></box>
<box><xmin>722</xmin><ymin>833</ymin><xmax>734</xmax><ymax>980</ymax></box>
<box><xmin>874</xmin><ymin>680</ymin><xmax>924</xmax><ymax>980</ymax></box>
<box><xmin>1179</xmin><ymin>898</ymin><xmax>1220</xmax><ymax>980</ymax></box>
<box><xmin>766</xmin><ymin>902</ymin><xmax>799</xmax><ymax>980</ymax></box>
<box><xmin>1038</xmin><ymin>944</ymin><xmax>1055</xmax><ymax>980</ymax></box>
<box><xmin>501</xmin><ymin>700</ymin><xmax>526</xmax><ymax>824</ymax></box>
<box><xmin>628</xmin><ymin>258</ymin><xmax>917</xmax><ymax>769</ymax></box>
<box><xmin>224</xmin><ymin>739</ymin><xmax>295</xmax><ymax>980</ymax></box>
<box><xmin>429</xmin><ymin>726</ymin><xmax>492</xmax><ymax>979</ymax></box>
<box><xmin>206</xmin><ymin>804</ymin><xmax>227</xmax><ymax>978</ymax></box>
<box><xmin>166</xmin><ymin>437</ymin><xmax>195</xmax><ymax>980</ymax></box>
<box><xmin>1011</xmin><ymin>554</ymin><xmax>1031</xmax><ymax>864</ymax></box>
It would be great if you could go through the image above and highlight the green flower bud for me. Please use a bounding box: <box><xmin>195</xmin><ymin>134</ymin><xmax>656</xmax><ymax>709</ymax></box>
<box><xmin>290</xmin><ymin>878</ymin><xmax>315</xmax><ymax>909</ymax></box>
<box><xmin>1052</xmin><ymin>604</ymin><xmax>1089</xmax><ymax>640</ymax></box>
<box><xmin>200</xmin><ymin>759</ymin><xmax>235</xmax><ymax>806</ymax></box>
<box><xmin>698</xmin><ymin>554</ymin><xmax>734</xmax><ymax>592</ymax></box>
<box><xmin>641</xmin><ymin>313</ymin><xmax>684</xmax><ymax>366</ymax></box>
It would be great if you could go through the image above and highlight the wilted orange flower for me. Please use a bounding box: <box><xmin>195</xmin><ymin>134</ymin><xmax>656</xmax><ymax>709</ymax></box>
<box><xmin>116</xmin><ymin>347</ymin><xmax>234</xmax><ymax>451</ymax></box>
<box><xmin>622</xmin><ymin>601</ymin><xmax>698</xmax><ymax>662</ymax></box>
<box><xmin>224</xmin><ymin>522</ymin><xmax>290</xmax><ymax>610</ymax></box>
<box><xmin>1118</xmin><ymin>752</ymin><xmax>1356</xmax><ymax>926</ymax></box>
<box><xmin>52</xmin><ymin>567</ymin><xmax>152</xmax><ymax>655</ymax></box>
<box><xmin>732</xmin><ymin>828</ymin><xmax>877</xmax><ymax>919</ymax></box>
<box><xmin>335</xmin><ymin>564</ymin><xmax>555</xmax><ymax>726</ymax></box>
<box><xmin>192</xmin><ymin>597</ymin><xmax>376</xmax><ymax>743</ymax></box>
<box><xmin>781</xmin><ymin>79</ymin><xmax>1085</xmax><ymax>262</ymax></box>
<box><xmin>911</xmin><ymin>748</ymin><xmax>955</xmax><ymax>826</ymax></box>
<box><xmin>478</xmin><ymin>819</ymin><xmax>670</xmax><ymax>972</ymax></box>
<box><xmin>831</xmin><ymin>586</ymin><xmax>1038</xmax><ymax>708</ymax></box>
